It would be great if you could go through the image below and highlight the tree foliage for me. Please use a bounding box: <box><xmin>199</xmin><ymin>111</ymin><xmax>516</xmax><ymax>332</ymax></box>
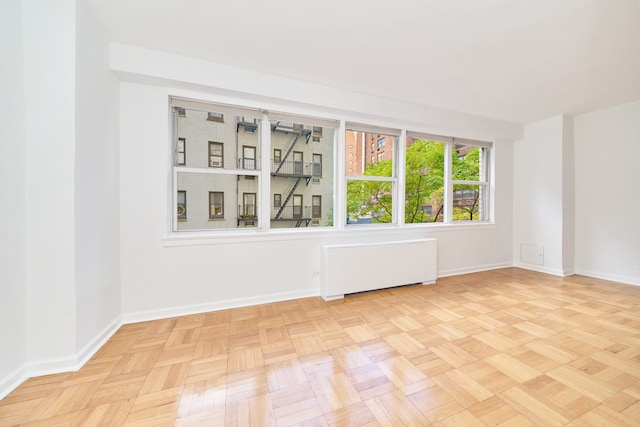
<box><xmin>346</xmin><ymin>141</ymin><xmax>481</xmax><ymax>223</ymax></box>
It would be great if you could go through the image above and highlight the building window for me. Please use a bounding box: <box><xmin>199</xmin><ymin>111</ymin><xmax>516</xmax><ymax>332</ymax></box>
<box><xmin>209</xmin><ymin>192</ymin><xmax>224</xmax><ymax>219</ymax></box>
<box><xmin>312</xmin><ymin>126</ymin><xmax>322</xmax><ymax>142</ymax></box>
<box><xmin>293</xmin><ymin>194</ymin><xmax>303</xmax><ymax>219</ymax></box>
<box><xmin>209</xmin><ymin>142</ymin><xmax>223</xmax><ymax>168</ymax></box>
<box><xmin>177</xmin><ymin>138</ymin><xmax>186</xmax><ymax>165</ymax></box>
<box><xmin>274</xmin><ymin>194</ymin><xmax>282</xmax><ymax>207</ymax></box>
<box><xmin>243</xmin><ymin>193</ymin><xmax>257</xmax><ymax>217</ymax></box>
<box><xmin>377</xmin><ymin>137</ymin><xmax>385</xmax><ymax>148</ymax></box>
<box><xmin>207</xmin><ymin>111</ymin><xmax>224</xmax><ymax>122</ymax></box>
<box><xmin>313</xmin><ymin>153</ymin><xmax>322</xmax><ymax>176</ymax></box>
<box><xmin>243</xmin><ymin>146</ymin><xmax>256</xmax><ymax>170</ymax></box>
<box><xmin>312</xmin><ymin>195</ymin><xmax>321</xmax><ymax>218</ymax></box>
<box><xmin>273</xmin><ymin>148</ymin><xmax>281</xmax><ymax>164</ymax></box>
<box><xmin>177</xmin><ymin>191</ymin><xmax>187</xmax><ymax>220</ymax></box>
<box><xmin>293</xmin><ymin>151</ymin><xmax>303</xmax><ymax>174</ymax></box>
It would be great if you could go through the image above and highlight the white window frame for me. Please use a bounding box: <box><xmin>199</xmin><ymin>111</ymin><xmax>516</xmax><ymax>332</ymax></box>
<box><xmin>345</xmin><ymin>123</ymin><xmax>400</xmax><ymax>226</ymax></box>
<box><xmin>169</xmin><ymin>96</ymin><xmax>493</xmax><ymax>237</ymax></box>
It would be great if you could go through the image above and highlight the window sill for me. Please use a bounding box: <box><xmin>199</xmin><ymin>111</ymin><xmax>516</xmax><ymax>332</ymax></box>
<box><xmin>162</xmin><ymin>221</ymin><xmax>496</xmax><ymax>247</ymax></box>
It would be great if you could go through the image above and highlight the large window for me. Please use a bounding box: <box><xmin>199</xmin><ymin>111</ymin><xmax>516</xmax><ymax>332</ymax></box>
<box><xmin>346</xmin><ymin>125</ymin><xmax>398</xmax><ymax>224</ymax></box>
<box><xmin>171</xmin><ymin>97</ymin><xmax>492</xmax><ymax>233</ymax></box>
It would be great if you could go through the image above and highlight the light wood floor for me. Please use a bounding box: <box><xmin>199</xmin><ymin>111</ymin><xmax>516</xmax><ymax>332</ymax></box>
<box><xmin>2</xmin><ymin>268</ymin><xmax>640</xmax><ymax>426</ymax></box>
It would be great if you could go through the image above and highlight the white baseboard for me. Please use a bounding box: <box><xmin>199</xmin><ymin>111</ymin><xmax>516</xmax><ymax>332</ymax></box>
<box><xmin>574</xmin><ymin>268</ymin><xmax>640</xmax><ymax>287</ymax></box>
<box><xmin>0</xmin><ymin>317</ymin><xmax>122</xmax><ymax>401</ymax></box>
<box><xmin>76</xmin><ymin>317</ymin><xmax>123</xmax><ymax>368</ymax></box>
<box><xmin>438</xmin><ymin>262</ymin><xmax>513</xmax><ymax>278</ymax></box>
<box><xmin>512</xmin><ymin>262</ymin><xmax>567</xmax><ymax>277</ymax></box>
<box><xmin>0</xmin><ymin>365</ymin><xmax>29</xmax><ymax>401</ymax></box>
<box><xmin>121</xmin><ymin>288</ymin><xmax>320</xmax><ymax>324</ymax></box>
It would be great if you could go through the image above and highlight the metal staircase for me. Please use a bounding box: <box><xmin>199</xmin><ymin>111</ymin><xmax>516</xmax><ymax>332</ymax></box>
<box><xmin>274</xmin><ymin>178</ymin><xmax>302</xmax><ymax>219</ymax></box>
<box><xmin>270</xmin><ymin>122</ymin><xmax>313</xmax><ymax>227</ymax></box>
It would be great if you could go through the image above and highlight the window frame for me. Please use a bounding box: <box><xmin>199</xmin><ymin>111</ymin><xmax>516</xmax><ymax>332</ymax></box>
<box><xmin>209</xmin><ymin>191</ymin><xmax>224</xmax><ymax>219</ymax></box>
<box><xmin>207</xmin><ymin>111</ymin><xmax>224</xmax><ymax>122</ymax></box>
<box><xmin>208</xmin><ymin>141</ymin><xmax>224</xmax><ymax>168</ymax></box>
<box><xmin>345</xmin><ymin>124</ymin><xmax>400</xmax><ymax>226</ymax></box>
<box><xmin>312</xmin><ymin>195</ymin><xmax>321</xmax><ymax>218</ymax></box>
<box><xmin>242</xmin><ymin>145</ymin><xmax>257</xmax><ymax>170</ymax></box>
<box><xmin>312</xmin><ymin>153</ymin><xmax>322</xmax><ymax>177</ymax></box>
<box><xmin>169</xmin><ymin>96</ymin><xmax>494</xmax><ymax>237</ymax></box>
<box><xmin>243</xmin><ymin>192</ymin><xmax>257</xmax><ymax>218</ymax></box>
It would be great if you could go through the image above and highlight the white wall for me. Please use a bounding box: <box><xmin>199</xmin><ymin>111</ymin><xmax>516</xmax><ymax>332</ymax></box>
<box><xmin>0</xmin><ymin>0</ymin><xmax>28</xmax><ymax>398</ymax></box>
<box><xmin>23</xmin><ymin>0</ymin><xmax>78</xmax><ymax>371</ymax></box>
<box><xmin>574</xmin><ymin>101</ymin><xmax>640</xmax><ymax>285</ymax></box>
<box><xmin>74</xmin><ymin>1</ymin><xmax>121</xmax><ymax>358</ymax></box>
<box><xmin>117</xmin><ymin>49</ymin><xmax>517</xmax><ymax>321</ymax></box>
<box><xmin>513</xmin><ymin>115</ymin><xmax>574</xmax><ymax>275</ymax></box>
<box><xmin>0</xmin><ymin>0</ymin><xmax>123</xmax><ymax>399</ymax></box>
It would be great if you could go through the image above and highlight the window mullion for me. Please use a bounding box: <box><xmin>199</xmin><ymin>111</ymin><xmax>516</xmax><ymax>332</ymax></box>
<box><xmin>396</xmin><ymin>130</ymin><xmax>407</xmax><ymax>226</ymax></box>
<box><xmin>259</xmin><ymin>112</ymin><xmax>270</xmax><ymax>230</ymax></box>
<box><xmin>335</xmin><ymin>120</ymin><xmax>346</xmax><ymax>229</ymax></box>
<box><xmin>444</xmin><ymin>142</ymin><xmax>453</xmax><ymax>223</ymax></box>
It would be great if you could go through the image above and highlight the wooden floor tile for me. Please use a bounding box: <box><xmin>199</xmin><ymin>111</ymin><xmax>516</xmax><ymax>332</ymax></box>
<box><xmin>2</xmin><ymin>268</ymin><xmax>640</xmax><ymax>426</ymax></box>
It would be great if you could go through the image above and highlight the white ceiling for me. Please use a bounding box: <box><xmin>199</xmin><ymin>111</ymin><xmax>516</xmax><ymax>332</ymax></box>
<box><xmin>85</xmin><ymin>0</ymin><xmax>640</xmax><ymax>124</ymax></box>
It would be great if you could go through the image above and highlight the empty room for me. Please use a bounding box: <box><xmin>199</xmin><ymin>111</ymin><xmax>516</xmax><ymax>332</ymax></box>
<box><xmin>1</xmin><ymin>0</ymin><xmax>640</xmax><ymax>425</ymax></box>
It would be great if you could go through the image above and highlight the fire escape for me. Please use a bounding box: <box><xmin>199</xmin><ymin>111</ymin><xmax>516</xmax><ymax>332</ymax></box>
<box><xmin>271</xmin><ymin>122</ymin><xmax>312</xmax><ymax>227</ymax></box>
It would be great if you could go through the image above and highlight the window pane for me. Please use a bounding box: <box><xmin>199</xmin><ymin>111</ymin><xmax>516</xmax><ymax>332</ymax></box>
<box><xmin>404</xmin><ymin>138</ymin><xmax>445</xmax><ymax>223</ymax></box>
<box><xmin>242</xmin><ymin>146</ymin><xmax>256</xmax><ymax>170</ymax></box>
<box><xmin>452</xmin><ymin>184</ymin><xmax>488</xmax><ymax>221</ymax></box>
<box><xmin>346</xmin><ymin>180</ymin><xmax>393</xmax><ymax>224</ymax></box>
<box><xmin>209</xmin><ymin>191</ymin><xmax>224</xmax><ymax>218</ymax></box>
<box><xmin>270</xmin><ymin>118</ymin><xmax>334</xmax><ymax>229</ymax></box>
<box><xmin>175</xmin><ymin>106</ymin><xmax>260</xmax><ymax>170</ymax></box>
<box><xmin>452</xmin><ymin>145</ymin><xmax>481</xmax><ymax>181</ymax></box>
<box><xmin>345</xmin><ymin>130</ymin><xmax>395</xmax><ymax>177</ymax></box>
<box><xmin>209</xmin><ymin>142</ymin><xmax>223</xmax><ymax>168</ymax></box>
<box><xmin>176</xmin><ymin>171</ymin><xmax>259</xmax><ymax>230</ymax></box>
<box><xmin>312</xmin><ymin>154</ymin><xmax>322</xmax><ymax>176</ymax></box>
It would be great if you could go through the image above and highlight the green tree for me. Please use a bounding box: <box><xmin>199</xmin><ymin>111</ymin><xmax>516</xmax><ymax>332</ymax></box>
<box><xmin>346</xmin><ymin>141</ymin><xmax>482</xmax><ymax>223</ymax></box>
<box><xmin>347</xmin><ymin>140</ymin><xmax>451</xmax><ymax>223</ymax></box>
<box><xmin>404</xmin><ymin>140</ymin><xmax>445</xmax><ymax>223</ymax></box>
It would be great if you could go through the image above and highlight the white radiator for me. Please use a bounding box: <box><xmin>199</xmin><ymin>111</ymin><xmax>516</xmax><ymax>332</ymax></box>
<box><xmin>321</xmin><ymin>239</ymin><xmax>437</xmax><ymax>300</ymax></box>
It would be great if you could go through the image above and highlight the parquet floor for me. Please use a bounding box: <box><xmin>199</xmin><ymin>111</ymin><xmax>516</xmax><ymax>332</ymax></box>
<box><xmin>2</xmin><ymin>268</ymin><xmax>640</xmax><ymax>426</ymax></box>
